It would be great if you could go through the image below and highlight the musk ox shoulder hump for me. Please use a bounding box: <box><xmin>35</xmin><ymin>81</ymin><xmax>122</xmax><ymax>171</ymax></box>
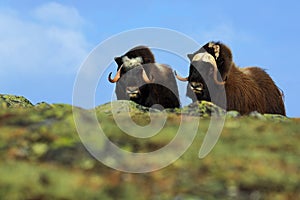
<box><xmin>154</xmin><ymin>63</ymin><xmax>172</xmax><ymax>72</ymax></box>
<box><xmin>114</xmin><ymin>45</ymin><xmax>155</xmax><ymax>70</ymax></box>
<box><xmin>120</xmin><ymin>45</ymin><xmax>155</xmax><ymax>62</ymax></box>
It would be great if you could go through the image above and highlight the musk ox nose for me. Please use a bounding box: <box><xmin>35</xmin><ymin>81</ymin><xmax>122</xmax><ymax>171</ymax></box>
<box><xmin>126</xmin><ymin>86</ymin><xmax>140</xmax><ymax>98</ymax></box>
<box><xmin>190</xmin><ymin>82</ymin><xmax>203</xmax><ymax>93</ymax></box>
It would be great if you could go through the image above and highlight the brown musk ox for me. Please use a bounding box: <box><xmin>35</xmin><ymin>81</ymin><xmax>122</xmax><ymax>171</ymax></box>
<box><xmin>175</xmin><ymin>41</ymin><xmax>286</xmax><ymax>115</ymax></box>
<box><xmin>108</xmin><ymin>46</ymin><xmax>180</xmax><ymax>109</ymax></box>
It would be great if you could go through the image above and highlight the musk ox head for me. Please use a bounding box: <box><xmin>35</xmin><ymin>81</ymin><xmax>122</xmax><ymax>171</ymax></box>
<box><xmin>108</xmin><ymin>56</ymin><xmax>152</xmax><ymax>100</ymax></box>
<box><xmin>175</xmin><ymin>41</ymin><xmax>232</xmax><ymax>102</ymax></box>
<box><xmin>108</xmin><ymin>45</ymin><xmax>155</xmax><ymax>101</ymax></box>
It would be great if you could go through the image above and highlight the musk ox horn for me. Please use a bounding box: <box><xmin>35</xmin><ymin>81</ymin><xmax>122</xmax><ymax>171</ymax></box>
<box><xmin>108</xmin><ymin>65</ymin><xmax>123</xmax><ymax>83</ymax></box>
<box><xmin>192</xmin><ymin>52</ymin><xmax>226</xmax><ymax>85</ymax></box>
<box><xmin>174</xmin><ymin>71</ymin><xmax>188</xmax><ymax>82</ymax></box>
<box><xmin>142</xmin><ymin>69</ymin><xmax>152</xmax><ymax>83</ymax></box>
<box><xmin>198</xmin><ymin>52</ymin><xmax>225</xmax><ymax>85</ymax></box>
<box><xmin>204</xmin><ymin>53</ymin><xmax>226</xmax><ymax>85</ymax></box>
<box><xmin>212</xmin><ymin>65</ymin><xmax>226</xmax><ymax>85</ymax></box>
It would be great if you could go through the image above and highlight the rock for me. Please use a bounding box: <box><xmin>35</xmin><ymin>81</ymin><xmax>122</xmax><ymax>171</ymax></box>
<box><xmin>226</xmin><ymin>111</ymin><xmax>241</xmax><ymax>118</ymax></box>
<box><xmin>181</xmin><ymin>101</ymin><xmax>226</xmax><ymax>117</ymax></box>
<box><xmin>249</xmin><ymin>111</ymin><xmax>266</xmax><ymax>120</ymax></box>
<box><xmin>264</xmin><ymin>113</ymin><xmax>289</xmax><ymax>122</ymax></box>
<box><xmin>35</xmin><ymin>102</ymin><xmax>52</xmax><ymax>109</ymax></box>
<box><xmin>0</xmin><ymin>94</ymin><xmax>33</xmax><ymax>108</ymax></box>
<box><xmin>95</xmin><ymin>100</ymin><xmax>160</xmax><ymax>114</ymax></box>
<box><xmin>96</xmin><ymin>100</ymin><xmax>226</xmax><ymax>117</ymax></box>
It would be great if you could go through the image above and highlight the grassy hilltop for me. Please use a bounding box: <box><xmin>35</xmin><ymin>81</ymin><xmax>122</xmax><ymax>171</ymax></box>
<box><xmin>0</xmin><ymin>94</ymin><xmax>299</xmax><ymax>200</ymax></box>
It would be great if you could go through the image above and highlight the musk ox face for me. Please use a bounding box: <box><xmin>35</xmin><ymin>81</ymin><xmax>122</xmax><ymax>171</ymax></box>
<box><xmin>187</xmin><ymin>52</ymin><xmax>221</xmax><ymax>102</ymax></box>
<box><xmin>110</xmin><ymin>45</ymin><xmax>155</xmax><ymax>101</ymax></box>
<box><xmin>117</xmin><ymin>66</ymin><xmax>151</xmax><ymax>100</ymax></box>
<box><xmin>108</xmin><ymin>56</ymin><xmax>152</xmax><ymax>100</ymax></box>
<box><xmin>187</xmin><ymin>60</ymin><xmax>212</xmax><ymax>101</ymax></box>
<box><xmin>175</xmin><ymin>41</ymin><xmax>232</xmax><ymax>102</ymax></box>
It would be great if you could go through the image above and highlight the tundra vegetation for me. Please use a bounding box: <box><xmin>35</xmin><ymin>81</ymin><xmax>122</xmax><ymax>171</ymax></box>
<box><xmin>0</xmin><ymin>94</ymin><xmax>299</xmax><ymax>200</ymax></box>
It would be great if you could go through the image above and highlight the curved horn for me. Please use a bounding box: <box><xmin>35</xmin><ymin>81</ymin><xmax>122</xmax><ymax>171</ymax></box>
<box><xmin>202</xmin><ymin>53</ymin><xmax>225</xmax><ymax>85</ymax></box>
<box><xmin>142</xmin><ymin>69</ymin><xmax>152</xmax><ymax>83</ymax></box>
<box><xmin>212</xmin><ymin>65</ymin><xmax>226</xmax><ymax>85</ymax></box>
<box><xmin>108</xmin><ymin>65</ymin><xmax>123</xmax><ymax>83</ymax></box>
<box><xmin>174</xmin><ymin>71</ymin><xmax>188</xmax><ymax>82</ymax></box>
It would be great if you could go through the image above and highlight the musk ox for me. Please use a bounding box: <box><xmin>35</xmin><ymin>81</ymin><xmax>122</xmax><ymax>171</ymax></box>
<box><xmin>175</xmin><ymin>41</ymin><xmax>286</xmax><ymax>115</ymax></box>
<box><xmin>108</xmin><ymin>46</ymin><xmax>180</xmax><ymax>109</ymax></box>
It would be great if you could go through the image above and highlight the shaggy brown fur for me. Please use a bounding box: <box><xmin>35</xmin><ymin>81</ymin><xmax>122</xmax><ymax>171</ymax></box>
<box><xmin>184</xmin><ymin>41</ymin><xmax>286</xmax><ymax>115</ymax></box>
<box><xmin>240</xmin><ymin>67</ymin><xmax>285</xmax><ymax>115</ymax></box>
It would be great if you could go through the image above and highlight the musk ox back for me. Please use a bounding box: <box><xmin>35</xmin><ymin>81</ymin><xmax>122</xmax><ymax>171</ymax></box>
<box><xmin>175</xmin><ymin>41</ymin><xmax>286</xmax><ymax>115</ymax></box>
<box><xmin>108</xmin><ymin>46</ymin><xmax>180</xmax><ymax>109</ymax></box>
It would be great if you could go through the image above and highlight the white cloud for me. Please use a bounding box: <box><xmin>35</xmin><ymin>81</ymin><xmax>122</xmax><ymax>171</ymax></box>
<box><xmin>32</xmin><ymin>2</ymin><xmax>84</xmax><ymax>28</ymax></box>
<box><xmin>0</xmin><ymin>2</ymin><xmax>90</xmax><ymax>75</ymax></box>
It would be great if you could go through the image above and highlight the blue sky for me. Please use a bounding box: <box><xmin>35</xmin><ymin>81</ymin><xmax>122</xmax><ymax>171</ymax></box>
<box><xmin>0</xmin><ymin>0</ymin><xmax>299</xmax><ymax>117</ymax></box>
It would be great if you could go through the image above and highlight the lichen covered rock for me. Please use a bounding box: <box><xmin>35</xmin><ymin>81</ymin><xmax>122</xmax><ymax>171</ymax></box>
<box><xmin>95</xmin><ymin>100</ymin><xmax>156</xmax><ymax>114</ymax></box>
<box><xmin>226</xmin><ymin>110</ymin><xmax>241</xmax><ymax>118</ymax></box>
<box><xmin>181</xmin><ymin>101</ymin><xmax>226</xmax><ymax>117</ymax></box>
<box><xmin>0</xmin><ymin>94</ymin><xmax>33</xmax><ymax>108</ymax></box>
<box><xmin>96</xmin><ymin>100</ymin><xmax>226</xmax><ymax>117</ymax></box>
<box><xmin>95</xmin><ymin>100</ymin><xmax>288</xmax><ymax>120</ymax></box>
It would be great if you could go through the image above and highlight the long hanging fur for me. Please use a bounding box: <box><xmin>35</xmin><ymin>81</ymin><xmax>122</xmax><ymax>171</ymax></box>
<box><xmin>111</xmin><ymin>46</ymin><xmax>180</xmax><ymax>109</ymax></box>
<box><xmin>186</xmin><ymin>42</ymin><xmax>286</xmax><ymax>115</ymax></box>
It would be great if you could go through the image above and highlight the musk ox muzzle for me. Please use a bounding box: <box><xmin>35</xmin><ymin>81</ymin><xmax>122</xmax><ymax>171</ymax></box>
<box><xmin>190</xmin><ymin>82</ymin><xmax>204</xmax><ymax>94</ymax></box>
<box><xmin>126</xmin><ymin>86</ymin><xmax>140</xmax><ymax>98</ymax></box>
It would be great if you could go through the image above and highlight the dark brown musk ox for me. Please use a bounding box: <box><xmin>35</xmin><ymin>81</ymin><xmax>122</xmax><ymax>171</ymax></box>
<box><xmin>175</xmin><ymin>41</ymin><xmax>286</xmax><ymax>115</ymax></box>
<box><xmin>108</xmin><ymin>45</ymin><xmax>180</xmax><ymax>109</ymax></box>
